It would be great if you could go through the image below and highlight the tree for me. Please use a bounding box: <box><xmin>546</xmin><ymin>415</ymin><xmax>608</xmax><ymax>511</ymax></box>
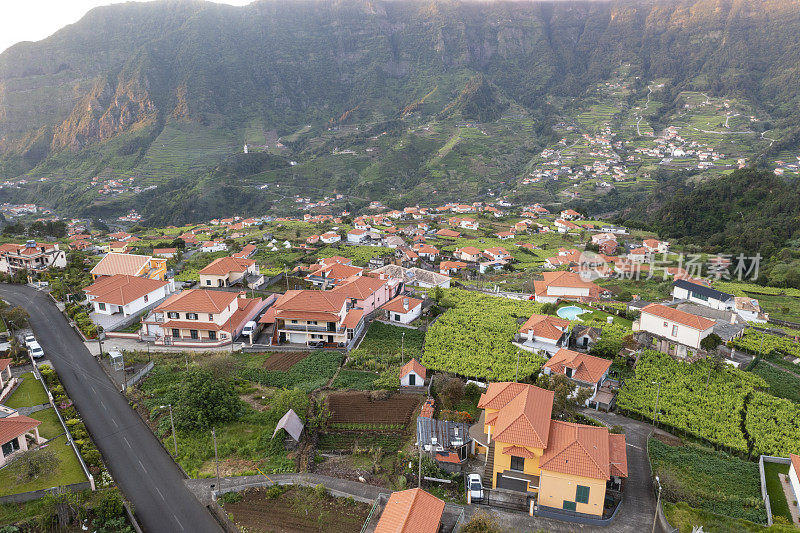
<box><xmin>432</xmin><ymin>286</ymin><xmax>444</xmax><ymax>304</ymax></box>
<box><xmin>540</xmin><ymin>303</ymin><xmax>558</xmax><ymax>315</ymax></box>
<box><xmin>9</xmin><ymin>448</ymin><xmax>59</xmax><ymax>484</ymax></box>
<box><xmin>175</xmin><ymin>368</ymin><xmax>242</xmax><ymax>431</ymax></box>
<box><xmin>536</xmin><ymin>373</ymin><xmax>591</xmax><ymax>421</ymax></box>
<box><xmin>1</xmin><ymin>306</ymin><xmax>30</xmax><ymax>331</ymax></box>
<box><xmin>700</xmin><ymin>333</ymin><xmax>722</xmax><ymax>352</ymax></box>
<box><xmin>460</xmin><ymin>511</ymin><xmax>502</xmax><ymax>533</ymax></box>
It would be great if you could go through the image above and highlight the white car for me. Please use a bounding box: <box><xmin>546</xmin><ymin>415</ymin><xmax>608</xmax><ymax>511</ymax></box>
<box><xmin>467</xmin><ymin>473</ymin><xmax>483</xmax><ymax>503</ymax></box>
<box><xmin>241</xmin><ymin>321</ymin><xmax>257</xmax><ymax>338</ymax></box>
<box><xmin>28</xmin><ymin>341</ymin><xmax>44</xmax><ymax>359</ymax></box>
<box><xmin>24</xmin><ymin>335</ymin><xmax>36</xmax><ymax>347</ymax></box>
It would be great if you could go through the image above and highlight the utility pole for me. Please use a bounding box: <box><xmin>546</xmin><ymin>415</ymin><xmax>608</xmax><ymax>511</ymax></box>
<box><xmin>97</xmin><ymin>337</ymin><xmax>103</xmax><ymax>359</ymax></box>
<box><xmin>651</xmin><ymin>476</ymin><xmax>662</xmax><ymax>533</ymax></box>
<box><xmin>161</xmin><ymin>404</ymin><xmax>177</xmax><ymax>456</ymax></box>
<box><xmin>284</xmin><ymin>264</ymin><xmax>289</xmax><ymax>292</ymax></box>
<box><xmin>119</xmin><ymin>350</ymin><xmax>126</xmax><ymax>392</ymax></box>
<box><xmin>213</xmin><ymin>428</ymin><xmax>220</xmax><ymax>496</ymax></box>
<box><xmin>652</xmin><ymin>381</ymin><xmax>661</xmax><ymax>429</ymax></box>
<box><xmin>515</xmin><ymin>350</ymin><xmax>520</xmax><ymax>383</ymax></box>
<box><xmin>418</xmin><ymin>444</ymin><xmax>422</xmax><ymax>489</ymax></box>
<box><xmin>401</xmin><ymin>331</ymin><xmax>405</xmax><ymax>363</ymax></box>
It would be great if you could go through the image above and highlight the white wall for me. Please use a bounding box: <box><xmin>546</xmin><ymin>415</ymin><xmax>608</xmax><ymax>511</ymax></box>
<box><xmin>400</xmin><ymin>370</ymin><xmax>423</xmax><ymax>386</ymax></box>
<box><xmin>389</xmin><ymin>304</ymin><xmax>422</xmax><ymax>324</ymax></box>
<box><xmin>790</xmin><ymin>463</ymin><xmax>800</xmax><ymax>503</ymax></box>
<box><xmin>640</xmin><ymin>312</ymin><xmax>712</xmax><ymax>349</ymax></box>
<box><xmin>546</xmin><ymin>286</ymin><xmax>589</xmax><ymax>298</ymax></box>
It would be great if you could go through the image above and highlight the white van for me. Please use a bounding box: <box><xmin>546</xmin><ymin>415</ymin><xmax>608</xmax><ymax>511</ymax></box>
<box><xmin>241</xmin><ymin>321</ymin><xmax>257</xmax><ymax>339</ymax></box>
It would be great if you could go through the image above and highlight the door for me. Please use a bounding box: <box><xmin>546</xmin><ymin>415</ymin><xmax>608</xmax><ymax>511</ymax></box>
<box><xmin>408</xmin><ymin>373</ymin><xmax>416</xmax><ymax>386</ymax></box>
<box><xmin>327</xmin><ymin>335</ymin><xmax>333</xmax><ymax>343</ymax></box>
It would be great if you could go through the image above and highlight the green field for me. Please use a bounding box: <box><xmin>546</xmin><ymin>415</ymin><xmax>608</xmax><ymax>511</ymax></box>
<box><xmin>30</xmin><ymin>408</ymin><xmax>64</xmax><ymax>440</ymax></box>
<box><xmin>0</xmin><ymin>435</ymin><xmax>87</xmax><ymax>496</ymax></box>
<box><xmin>763</xmin><ymin>461</ymin><xmax>792</xmax><ymax>523</ymax></box>
<box><xmin>4</xmin><ymin>373</ymin><xmax>49</xmax><ymax>409</ymax></box>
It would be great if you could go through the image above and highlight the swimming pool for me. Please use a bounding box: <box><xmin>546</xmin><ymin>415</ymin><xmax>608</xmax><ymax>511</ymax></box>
<box><xmin>557</xmin><ymin>305</ymin><xmax>589</xmax><ymax>321</ymax></box>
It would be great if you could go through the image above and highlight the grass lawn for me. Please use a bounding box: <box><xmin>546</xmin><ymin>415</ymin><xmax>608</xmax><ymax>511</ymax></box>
<box><xmin>331</xmin><ymin>369</ymin><xmax>380</xmax><ymax>390</ymax></box>
<box><xmin>4</xmin><ymin>373</ymin><xmax>49</xmax><ymax>409</ymax></box>
<box><xmin>664</xmin><ymin>502</ymin><xmax>769</xmax><ymax>533</ymax></box>
<box><xmin>648</xmin><ymin>438</ymin><xmax>766</xmax><ymax>523</ymax></box>
<box><xmin>557</xmin><ymin>302</ymin><xmax>632</xmax><ymax>328</ymax></box>
<box><xmin>30</xmin><ymin>408</ymin><xmax>64</xmax><ymax>440</ymax></box>
<box><xmin>763</xmin><ymin>460</ymin><xmax>792</xmax><ymax>523</ymax></box>
<box><xmin>347</xmin><ymin>322</ymin><xmax>425</xmax><ymax>372</ymax></box>
<box><xmin>0</xmin><ymin>435</ymin><xmax>86</xmax><ymax>496</ymax></box>
<box><xmin>747</xmin><ymin>361</ymin><xmax>800</xmax><ymax>403</ymax></box>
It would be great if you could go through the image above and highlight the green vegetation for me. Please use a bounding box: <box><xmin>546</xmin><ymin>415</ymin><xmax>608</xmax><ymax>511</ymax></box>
<box><xmin>616</xmin><ymin>351</ymin><xmax>765</xmax><ymax>452</ymax></box>
<box><xmin>4</xmin><ymin>373</ymin><xmax>49</xmax><ymax>409</ymax></box>
<box><xmin>747</xmin><ymin>360</ymin><xmax>800</xmax><ymax>403</ymax></box>
<box><xmin>0</xmin><ymin>489</ymin><xmax>132</xmax><ymax>532</ymax></box>
<box><xmin>30</xmin><ymin>408</ymin><xmax>64</xmax><ymax>440</ymax></box>
<box><xmin>648</xmin><ymin>438</ymin><xmax>766</xmax><ymax>523</ymax></box>
<box><xmin>745</xmin><ymin>392</ymin><xmax>800</xmax><ymax>457</ymax></box>
<box><xmin>422</xmin><ymin>289</ymin><xmax>546</xmax><ymax>380</ymax></box>
<box><xmin>664</xmin><ymin>502</ymin><xmax>795</xmax><ymax>533</ymax></box>
<box><xmin>331</xmin><ymin>370</ymin><xmax>380</xmax><ymax>390</ymax></box>
<box><xmin>0</xmin><ymin>435</ymin><xmax>86</xmax><ymax>496</ymax></box>
<box><xmin>732</xmin><ymin>330</ymin><xmax>800</xmax><ymax>360</ymax></box>
<box><xmin>763</xmin><ymin>461</ymin><xmax>793</xmax><ymax>523</ymax></box>
<box><xmin>239</xmin><ymin>350</ymin><xmax>342</xmax><ymax>392</ymax></box>
<box><xmin>348</xmin><ymin>322</ymin><xmax>425</xmax><ymax>372</ymax></box>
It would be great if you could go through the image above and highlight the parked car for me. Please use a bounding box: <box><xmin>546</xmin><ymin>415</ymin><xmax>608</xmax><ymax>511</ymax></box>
<box><xmin>28</xmin><ymin>342</ymin><xmax>44</xmax><ymax>359</ymax></box>
<box><xmin>241</xmin><ymin>321</ymin><xmax>257</xmax><ymax>338</ymax></box>
<box><xmin>23</xmin><ymin>335</ymin><xmax>36</xmax><ymax>347</ymax></box>
<box><xmin>467</xmin><ymin>473</ymin><xmax>483</xmax><ymax>503</ymax></box>
<box><xmin>309</xmin><ymin>340</ymin><xmax>325</xmax><ymax>348</ymax></box>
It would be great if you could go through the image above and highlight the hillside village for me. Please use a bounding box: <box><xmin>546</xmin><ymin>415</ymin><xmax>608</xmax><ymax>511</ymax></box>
<box><xmin>0</xmin><ymin>197</ymin><xmax>799</xmax><ymax>532</ymax></box>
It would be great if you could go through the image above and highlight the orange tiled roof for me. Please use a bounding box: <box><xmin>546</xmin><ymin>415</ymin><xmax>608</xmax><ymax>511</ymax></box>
<box><xmin>374</xmin><ymin>488</ymin><xmax>444</xmax><ymax>533</ymax></box>
<box><xmin>539</xmin><ymin>420</ymin><xmax>618</xmax><ymax>481</ymax></box>
<box><xmin>458</xmin><ymin>246</ymin><xmax>481</xmax><ymax>256</ymax></box>
<box><xmin>382</xmin><ymin>295</ymin><xmax>423</xmax><ymax>315</ymax></box>
<box><xmin>0</xmin><ymin>415</ymin><xmax>41</xmax><ymax>446</ymax></box>
<box><xmin>84</xmin><ymin>275</ymin><xmax>168</xmax><ymax>306</ymax></box>
<box><xmin>156</xmin><ymin>289</ymin><xmax>240</xmax><ymax>314</ymax></box>
<box><xmin>199</xmin><ymin>257</ymin><xmax>255</xmax><ymax>276</ymax></box>
<box><xmin>332</xmin><ymin>276</ymin><xmax>386</xmax><ymax>300</ymax></box>
<box><xmin>400</xmin><ymin>358</ymin><xmax>426</xmax><ymax>380</ymax></box>
<box><xmin>502</xmin><ymin>445</ymin><xmax>537</xmax><ymax>459</ymax></box>
<box><xmin>609</xmin><ymin>433</ymin><xmax>629</xmax><ymax>478</ymax></box>
<box><xmin>342</xmin><ymin>308</ymin><xmax>364</xmax><ymax>329</ymax></box>
<box><xmin>518</xmin><ymin>314</ymin><xmax>570</xmax><ymax>341</ymax></box>
<box><xmin>641</xmin><ymin>303</ymin><xmax>716</xmax><ymax>331</ymax></box>
<box><xmin>790</xmin><ymin>454</ymin><xmax>800</xmax><ymax>476</ymax></box>
<box><xmin>480</xmin><ymin>383</ymin><xmax>554</xmax><ymax>449</ymax></box>
<box><xmin>0</xmin><ymin>358</ymin><xmax>11</xmax><ymax>372</ymax></box>
<box><xmin>90</xmin><ymin>253</ymin><xmax>150</xmax><ymax>277</ymax></box>
<box><xmin>544</xmin><ymin>348</ymin><xmax>612</xmax><ymax>385</ymax></box>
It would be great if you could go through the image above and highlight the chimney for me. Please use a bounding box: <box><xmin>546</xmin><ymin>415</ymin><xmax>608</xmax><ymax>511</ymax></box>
<box><xmin>403</xmin><ymin>298</ymin><xmax>409</xmax><ymax>311</ymax></box>
<box><xmin>730</xmin><ymin>313</ymin><xmax>736</xmax><ymax>325</ymax></box>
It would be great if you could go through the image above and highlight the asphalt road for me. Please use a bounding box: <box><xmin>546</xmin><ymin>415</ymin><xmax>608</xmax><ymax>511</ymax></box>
<box><xmin>0</xmin><ymin>284</ymin><xmax>221</xmax><ymax>533</ymax></box>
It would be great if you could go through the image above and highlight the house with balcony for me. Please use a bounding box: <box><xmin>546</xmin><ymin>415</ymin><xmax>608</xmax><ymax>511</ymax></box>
<box><xmin>201</xmin><ymin>240</ymin><xmax>228</xmax><ymax>253</ymax></box>
<box><xmin>635</xmin><ymin>303</ymin><xmax>716</xmax><ymax>358</ymax></box>
<box><xmin>455</xmin><ymin>246</ymin><xmax>482</xmax><ymax>263</ymax></box>
<box><xmin>533</xmin><ymin>271</ymin><xmax>605</xmax><ymax>303</ymax></box>
<box><xmin>469</xmin><ymin>382</ymin><xmax>627</xmax><ymax>518</ymax></box>
<box><xmin>199</xmin><ymin>257</ymin><xmax>261</xmax><ymax>288</ymax></box>
<box><xmin>84</xmin><ymin>274</ymin><xmax>174</xmax><ymax>318</ymax></box>
<box><xmin>0</xmin><ymin>241</ymin><xmax>67</xmax><ymax>275</ymax></box>
<box><xmin>306</xmin><ymin>261</ymin><xmax>363</xmax><ymax>288</ymax></box>
<box><xmin>90</xmin><ymin>252</ymin><xmax>167</xmax><ymax>281</ymax></box>
<box><xmin>543</xmin><ymin>349</ymin><xmax>617</xmax><ymax>411</ymax></box>
<box><xmin>141</xmin><ymin>289</ymin><xmax>268</xmax><ymax>346</ymax></box>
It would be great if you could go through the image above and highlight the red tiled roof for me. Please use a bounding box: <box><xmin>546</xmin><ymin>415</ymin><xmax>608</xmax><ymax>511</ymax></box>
<box><xmin>90</xmin><ymin>253</ymin><xmax>151</xmax><ymax>277</ymax></box>
<box><xmin>199</xmin><ymin>257</ymin><xmax>255</xmax><ymax>276</ymax></box>
<box><xmin>609</xmin><ymin>433</ymin><xmax>629</xmax><ymax>478</ymax></box>
<box><xmin>84</xmin><ymin>275</ymin><xmax>169</xmax><ymax>306</ymax></box>
<box><xmin>502</xmin><ymin>445</ymin><xmax>537</xmax><ymax>459</ymax></box>
<box><xmin>156</xmin><ymin>289</ymin><xmax>240</xmax><ymax>314</ymax></box>
<box><xmin>0</xmin><ymin>358</ymin><xmax>11</xmax><ymax>372</ymax></box>
<box><xmin>544</xmin><ymin>348</ymin><xmax>612</xmax><ymax>385</ymax></box>
<box><xmin>518</xmin><ymin>314</ymin><xmax>570</xmax><ymax>341</ymax></box>
<box><xmin>374</xmin><ymin>488</ymin><xmax>444</xmax><ymax>533</ymax></box>
<box><xmin>539</xmin><ymin>420</ymin><xmax>619</xmax><ymax>481</ymax></box>
<box><xmin>641</xmin><ymin>303</ymin><xmax>716</xmax><ymax>331</ymax></box>
<box><xmin>400</xmin><ymin>358</ymin><xmax>426</xmax><ymax>380</ymax></box>
<box><xmin>382</xmin><ymin>295</ymin><xmax>423</xmax><ymax>315</ymax></box>
<box><xmin>342</xmin><ymin>308</ymin><xmax>364</xmax><ymax>330</ymax></box>
<box><xmin>485</xmin><ymin>384</ymin><xmax>554</xmax><ymax>449</ymax></box>
<box><xmin>332</xmin><ymin>276</ymin><xmax>386</xmax><ymax>300</ymax></box>
<box><xmin>791</xmin><ymin>454</ymin><xmax>800</xmax><ymax>477</ymax></box>
<box><xmin>0</xmin><ymin>415</ymin><xmax>41</xmax><ymax>446</ymax></box>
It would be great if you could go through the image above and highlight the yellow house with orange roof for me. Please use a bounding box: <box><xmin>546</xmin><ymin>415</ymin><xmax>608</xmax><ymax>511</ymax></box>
<box><xmin>470</xmin><ymin>382</ymin><xmax>628</xmax><ymax>518</ymax></box>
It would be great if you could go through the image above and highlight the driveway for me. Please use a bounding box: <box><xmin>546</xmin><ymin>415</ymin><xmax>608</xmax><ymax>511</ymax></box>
<box><xmin>0</xmin><ymin>284</ymin><xmax>221</xmax><ymax>533</ymax></box>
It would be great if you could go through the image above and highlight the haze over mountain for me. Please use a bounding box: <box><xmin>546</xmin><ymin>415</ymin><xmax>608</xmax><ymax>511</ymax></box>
<box><xmin>0</xmin><ymin>0</ymin><xmax>799</xmax><ymax>225</ymax></box>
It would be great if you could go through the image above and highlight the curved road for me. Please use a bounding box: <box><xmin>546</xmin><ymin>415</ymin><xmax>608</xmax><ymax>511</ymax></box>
<box><xmin>0</xmin><ymin>285</ymin><xmax>220</xmax><ymax>533</ymax></box>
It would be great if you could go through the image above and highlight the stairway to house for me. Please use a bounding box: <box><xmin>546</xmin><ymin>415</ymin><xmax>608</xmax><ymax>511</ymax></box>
<box><xmin>483</xmin><ymin>443</ymin><xmax>495</xmax><ymax>489</ymax></box>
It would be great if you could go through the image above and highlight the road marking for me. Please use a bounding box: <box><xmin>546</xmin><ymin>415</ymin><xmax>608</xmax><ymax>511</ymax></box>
<box><xmin>123</xmin><ymin>437</ymin><xmax>131</xmax><ymax>448</ymax></box>
<box><xmin>156</xmin><ymin>487</ymin><xmax>165</xmax><ymax>501</ymax></box>
<box><xmin>111</xmin><ymin>418</ymin><xmax>118</xmax><ymax>428</ymax></box>
<box><xmin>100</xmin><ymin>400</ymin><xmax>107</xmax><ymax>411</ymax></box>
<box><xmin>138</xmin><ymin>460</ymin><xmax>147</xmax><ymax>473</ymax></box>
<box><xmin>627</xmin><ymin>443</ymin><xmax>642</xmax><ymax>450</ymax></box>
<box><xmin>174</xmin><ymin>515</ymin><xmax>185</xmax><ymax>531</ymax></box>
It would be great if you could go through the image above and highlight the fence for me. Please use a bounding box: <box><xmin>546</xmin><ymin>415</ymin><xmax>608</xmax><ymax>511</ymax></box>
<box><xmin>0</xmin><ymin>481</ymin><xmax>93</xmax><ymax>504</ymax></box>
<box><xmin>125</xmin><ymin>360</ymin><xmax>154</xmax><ymax>388</ymax></box>
<box><xmin>759</xmin><ymin>454</ymin><xmax>791</xmax><ymax>526</ymax></box>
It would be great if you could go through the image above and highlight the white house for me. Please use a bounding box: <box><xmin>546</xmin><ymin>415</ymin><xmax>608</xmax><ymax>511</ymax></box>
<box><xmin>642</xmin><ymin>239</ymin><xmax>669</xmax><ymax>254</ymax></box>
<box><xmin>543</xmin><ymin>348</ymin><xmax>615</xmax><ymax>410</ymax></box>
<box><xmin>320</xmin><ymin>232</ymin><xmax>341</xmax><ymax>244</ymax></box>
<box><xmin>554</xmin><ymin>218</ymin><xmax>580</xmax><ymax>233</ymax></box>
<box><xmin>483</xmin><ymin>247</ymin><xmax>510</xmax><ymax>262</ymax></box>
<box><xmin>518</xmin><ymin>313</ymin><xmax>570</xmax><ymax>355</ymax></box>
<box><xmin>627</xmin><ymin>247</ymin><xmax>651</xmax><ymax>263</ymax></box>
<box><xmin>790</xmin><ymin>454</ymin><xmax>800</xmax><ymax>504</ymax></box>
<box><xmin>637</xmin><ymin>303</ymin><xmax>716</xmax><ymax>358</ymax></box>
<box><xmin>0</xmin><ymin>241</ymin><xmax>67</xmax><ymax>275</ymax></box>
<box><xmin>399</xmin><ymin>358</ymin><xmax>426</xmax><ymax>387</ymax></box>
<box><xmin>734</xmin><ymin>296</ymin><xmax>768</xmax><ymax>323</ymax></box>
<box><xmin>347</xmin><ymin>229</ymin><xmax>369</xmax><ymax>244</ymax></box>
<box><xmin>533</xmin><ymin>271</ymin><xmax>604</xmax><ymax>303</ymax></box>
<box><xmin>201</xmin><ymin>240</ymin><xmax>227</xmax><ymax>253</ymax></box>
<box><xmin>479</xmin><ymin>260</ymin><xmax>507</xmax><ymax>273</ymax></box>
<box><xmin>382</xmin><ymin>295</ymin><xmax>423</xmax><ymax>324</ymax></box>
<box><xmin>671</xmin><ymin>280</ymin><xmax>734</xmax><ymax>311</ymax></box>
<box><xmin>84</xmin><ymin>275</ymin><xmax>174</xmax><ymax>317</ymax></box>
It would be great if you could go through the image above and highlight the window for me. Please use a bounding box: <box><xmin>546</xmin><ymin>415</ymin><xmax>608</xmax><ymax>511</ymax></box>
<box><xmin>576</xmin><ymin>485</ymin><xmax>590</xmax><ymax>504</ymax></box>
<box><xmin>208</xmin><ymin>314</ymin><xmax>214</xmax><ymax>321</ymax></box>
<box><xmin>663</xmin><ymin>321</ymin><xmax>668</xmax><ymax>327</ymax></box>
<box><xmin>209</xmin><ymin>331</ymin><xmax>217</xmax><ymax>340</ymax></box>
<box><xmin>187</xmin><ymin>313</ymin><xmax>198</xmax><ymax>320</ymax></box>
<box><xmin>143</xmin><ymin>295</ymin><xmax>148</xmax><ymax>303</ymax></box>
<box><xmin>171</xmin><ymin>328</ymin><xmax>180</xmax><ymax>338</ymax></box>
<box><xmin>565</xmin><ymin>367</ymin><xmax>573</xmax><ymax>378</ymax></box>
<box><xmin>291</xmin><ymin>320</ymin><xmax>298</xmax><ymax>324</ymax></box>
<box><xmin>672</xmin><ymin>325</ymin><xmax>678</xmax><ymax>336</ymax></box>
<box><xmin>206</xmin><ymin>280</ymin><xmax>212</xmax><ymax>285</ymax></box>
<box><xmin>562</xmin><ymin>500</ymin><xmax>577</xmax><ymax>512</ymax></box>
<box><xmin>510</xmin><ymin>456</ymin><xmax>525</xmax><ymax>472</ymax></box>
<box><xmin>2</xmin><ymin>438</ymin><xmax>20</xmax><ymax>457</ymax></box>
<box><xmin>98</xmin><ymin>303</ymin><xmax>106</xmax><ymax>311</ymax></box>
<box><xmin>190</xmin><ymin>330</ymin><xmax>199</xmax><ymax>340</ymax></box>
<box><xmin>167</xmin><ymin>312</ymin><xmax>179</xmax><ymax>319</ymax></box>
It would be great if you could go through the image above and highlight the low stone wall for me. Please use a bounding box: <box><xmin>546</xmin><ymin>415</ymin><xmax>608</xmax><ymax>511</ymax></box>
<box><xmin>0</xmin><ymin>481</ymin><xmax>92</xmax><ymax>504</ymax></box>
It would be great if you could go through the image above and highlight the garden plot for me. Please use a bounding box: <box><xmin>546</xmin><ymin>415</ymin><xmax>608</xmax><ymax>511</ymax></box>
<box><xmin>327</xmin><ymin>392</ymin><xmax>423</xmax><ymax>429</ymax></box>
<box><xmin>262</xmin><ymin>352</ymin><xmax>309</xmax><ymax>371</ymax></box>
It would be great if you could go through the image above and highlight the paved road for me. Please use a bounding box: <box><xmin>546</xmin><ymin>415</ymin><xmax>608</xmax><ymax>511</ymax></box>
<box><xmin>0</xmin><ymin>284</ymin><xmax>221</xmax><ymax>533</ymax></box>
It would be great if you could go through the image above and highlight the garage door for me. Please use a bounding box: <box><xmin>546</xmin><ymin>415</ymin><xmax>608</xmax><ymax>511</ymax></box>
<box><xmin>496</xmin><ymin>472</ymin><xmax>528</xmax><ymax>492</ymax></box>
